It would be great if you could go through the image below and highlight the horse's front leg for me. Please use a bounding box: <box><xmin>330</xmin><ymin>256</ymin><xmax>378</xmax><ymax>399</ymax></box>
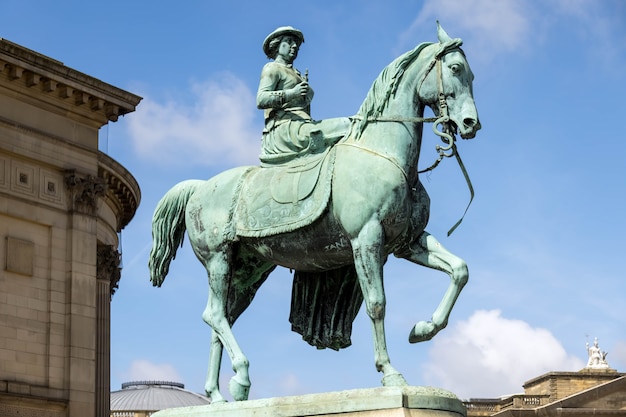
<box><xmin>352</xmin><ymin>220</ymin><xmax>407</xmax><ymax>387</ymax></box>
<box><xmin>400</xmin><ymin>231</ymin><xmax>468</xmax><ymax>343</ymax></box>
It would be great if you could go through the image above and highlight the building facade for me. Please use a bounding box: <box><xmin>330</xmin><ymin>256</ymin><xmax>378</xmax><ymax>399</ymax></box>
<box><xmin>465</xmin><ymin>362</ymin><xmax>625</xmax><ymax>416</ymax></box>
<box><xmin>0</xmin><ymin>39</ymin><xmax>141</xmax><ymax>417</ymax></box>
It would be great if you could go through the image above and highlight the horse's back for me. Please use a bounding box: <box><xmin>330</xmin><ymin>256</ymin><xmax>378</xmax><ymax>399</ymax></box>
<box><xmin>185</xmin><ymin>166</ymin><xmax>255</xmax><ymax>248</ymax></box>
<box><xmin>203</xmin><ymin>166</ymin><xmax>254</xmax><ymax>197</ymax></box>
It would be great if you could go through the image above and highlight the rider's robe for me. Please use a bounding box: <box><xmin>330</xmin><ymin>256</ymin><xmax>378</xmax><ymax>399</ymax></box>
<box><xmin>257</xmin><ymin>61</ymin><xmax>349</xmax><ymax>165</ymax></box>
<box><xmin>289</xmin><ymin>266</ymin><xmax>363</xmax><ymax>350</ymax></box>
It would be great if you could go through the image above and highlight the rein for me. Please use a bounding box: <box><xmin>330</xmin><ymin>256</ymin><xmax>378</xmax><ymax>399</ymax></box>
<box><xmin>351</xmin><ymin>115</ymin><xmax>439</xmax><ymax>124</ymax></box>
<box><xmin>347</xmin><ymin>42</ymin><xmax>474</xmax><ymax>235</ymax></box>
<box><xmin>337</xmin><ymin>141</ymin><xmax>410</xmax><ymax>184</ymax></box>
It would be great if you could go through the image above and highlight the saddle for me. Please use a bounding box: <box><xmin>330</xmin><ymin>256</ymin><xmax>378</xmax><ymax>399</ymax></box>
<box><xmin>235</xmin><ymin>148</ymin><xmax>335</xmax><ymax>238</ymax></box>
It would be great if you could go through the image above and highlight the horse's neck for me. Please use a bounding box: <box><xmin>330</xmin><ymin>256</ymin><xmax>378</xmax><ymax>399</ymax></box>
<box><xmin>358</xmin><ymin>89</ymin><xmax>423</xmax><ymax>170</ymax></box>
<box><xmin>352</xmin><ymin>44</ymin><xmax>436</xmax><ymax>172</ymax></box>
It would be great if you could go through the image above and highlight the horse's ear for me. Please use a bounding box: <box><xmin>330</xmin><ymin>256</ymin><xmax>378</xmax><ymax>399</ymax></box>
<box><xmin>437</xmin><ymin>21</ymin><xmax>452</xmax><ymax>43</ymax></box>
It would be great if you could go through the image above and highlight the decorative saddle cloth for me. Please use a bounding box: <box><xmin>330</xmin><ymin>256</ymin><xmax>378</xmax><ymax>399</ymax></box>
<box><xmin>235</xmin><ymin>148</ymin><xmax>335</xmax><ymax>238</ymax></box>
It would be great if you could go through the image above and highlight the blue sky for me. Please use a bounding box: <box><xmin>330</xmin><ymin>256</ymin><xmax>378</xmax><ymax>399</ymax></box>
<box><xmin>4</xmin><ymin>0</ymin><xmax>625</xmax><ymax>401</ymax></box>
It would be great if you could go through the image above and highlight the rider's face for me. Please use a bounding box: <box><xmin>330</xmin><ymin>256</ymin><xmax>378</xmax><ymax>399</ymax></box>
<box><xmin>277</xmin><ymin>36</ymin><xmax>299</xmax><ymax>63</ymax></box>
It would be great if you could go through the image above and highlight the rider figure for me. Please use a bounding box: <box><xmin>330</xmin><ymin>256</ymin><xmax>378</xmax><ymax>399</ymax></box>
<box><xmin>257</xmin><ymin>26</ymin><xmax>350</xmax><ymax>165</ymax></box>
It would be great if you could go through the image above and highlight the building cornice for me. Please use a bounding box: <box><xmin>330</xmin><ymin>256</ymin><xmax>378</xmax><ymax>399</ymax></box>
<box><xmin>0</xmin><ymin>38</ymin><xmax>142</xmax><ymax>124</ymax></box>
<box><xmin>523</xmin><ymin>370</ymin><xmax>623</xmax><ymax>390</ymax></box>
<box><xmin>98</xmin><ymin>151</ymin><xmax>141</xmax><ymax>231</ymax></box>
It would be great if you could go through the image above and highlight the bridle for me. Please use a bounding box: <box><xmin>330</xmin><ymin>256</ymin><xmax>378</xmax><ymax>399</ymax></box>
<box><xmin>349</xmin><ymin>39</ymin><xmax>462</xmax><ymax>171</ymax></box>
<box><xmin>345</xmin><ymin>39</ymin><xmax>474</xmax><ymax>235</ymax></box>
<box><xmin>422</xmin><ymin>39</ymin><xmax>475</xmax><ymax>235</ymax></box>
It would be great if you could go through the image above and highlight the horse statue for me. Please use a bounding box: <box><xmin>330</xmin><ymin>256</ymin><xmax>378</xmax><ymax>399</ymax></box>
<box><xmin>149</xmin><ymin>23</ymin><xmax>481</xmax><ymax>402</ymax></box>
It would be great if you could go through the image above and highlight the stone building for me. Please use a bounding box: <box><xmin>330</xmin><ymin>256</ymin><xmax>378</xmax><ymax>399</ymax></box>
<box><xmin>110</xmin><ymin>381</ymin><xmax>211</xmax><ymax>417</ymax></box>
<box><xmin>465</xmin><ymin>341</ymin><xmax>625</xmax><ymax>416</ymax></box>
<box><xmin>0</xmin><ymin>38</ymin><xmax>141</xmax><ymax>416</ymax></box>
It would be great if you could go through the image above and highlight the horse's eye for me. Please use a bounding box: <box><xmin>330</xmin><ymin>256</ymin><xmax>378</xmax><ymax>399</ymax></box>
<box><xmin>449</xmin><ymin>63</ymin><xmax>462</xmax><ymax>74</ymax></box>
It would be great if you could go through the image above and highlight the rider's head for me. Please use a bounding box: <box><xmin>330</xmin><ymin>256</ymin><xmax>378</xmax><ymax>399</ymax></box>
<box><xmin>263</xmin><ymin>26</ymin><xmax>304</xmax><ymax>60</ymax></box>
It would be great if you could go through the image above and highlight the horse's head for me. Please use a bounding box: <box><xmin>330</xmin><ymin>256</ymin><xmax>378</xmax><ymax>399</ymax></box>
<box><xmin>418</xmin><ymin>23</ymin><xmax>481</xmax><ymax>139</ymax></box>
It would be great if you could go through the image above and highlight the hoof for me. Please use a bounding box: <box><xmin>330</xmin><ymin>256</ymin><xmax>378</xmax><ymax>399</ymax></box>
<box><xmin>209</xmin><ymin>396</ymin><xmax>227</xmax><ymax>404</ymax></box>
<box><xmin>409</xmin><ymin>321</ymin><xmax>437</xmax><ymax>343</ymax></box>
<box><xmin>229</xmin><ymin>375</ymin><xmax>251</xmax><ymax>401</ymax></box>
<box><xmin>205</xmin><ymin>386</ymin><xmax>226</xmax><ymax>403</ymax></box>
<box><xmin>381</xmin><ymin>372</ymin><xmax>408</xmax><ymax>387</ymax></box>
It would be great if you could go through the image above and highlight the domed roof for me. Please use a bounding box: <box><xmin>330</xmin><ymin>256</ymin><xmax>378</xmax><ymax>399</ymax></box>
<box><xmin>111</xmin><ymin>381</ymin><xmax>211</xmax><ymax>412</ymax></box>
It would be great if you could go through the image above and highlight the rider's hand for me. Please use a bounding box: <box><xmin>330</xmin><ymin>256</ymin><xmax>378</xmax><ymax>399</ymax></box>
<box><xmin>285</xmin><ymin>82</ymin><xmax>309</xmax><ymax>101</ymax></box>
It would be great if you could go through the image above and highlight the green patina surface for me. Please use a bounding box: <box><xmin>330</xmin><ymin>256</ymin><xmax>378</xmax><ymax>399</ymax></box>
<box><xmin>151</xmin><ymin>386</ymin><xmax>466</xmax><ymax>417</ymax></box>
<box><xmin>149</xmin><ymin>23</ymin><xmax>480</xmax><ymax>403</ymax></box>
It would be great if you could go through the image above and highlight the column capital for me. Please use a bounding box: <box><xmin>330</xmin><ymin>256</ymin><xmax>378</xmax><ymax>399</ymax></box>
<box><xmin>64</xmin><ymin>169</ymin><xmax>106</xmax><ymax>216</ymax></box>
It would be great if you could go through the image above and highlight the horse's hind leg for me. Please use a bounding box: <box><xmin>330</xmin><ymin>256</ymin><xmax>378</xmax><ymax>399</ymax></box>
<box><xmin>204</xmin><ymin>329</ymin><xmax>225</xmax><ymax>402</ymax></box>
<box><xmin>202</xmin><ymin>249</ymin><xmax>274</xmax><ymax>401</ymax></box>
<box><xmin>400</xmin><ymin>231</ymin><xmax>468</xmax><ymax>343</ymax></box>
<box><xmin>201</xmin><ymin>252</ymin><xmax>251</xmax><ymax>401</ymax></box>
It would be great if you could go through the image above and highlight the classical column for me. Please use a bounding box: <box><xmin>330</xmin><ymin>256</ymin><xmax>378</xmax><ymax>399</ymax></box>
<box><xmin>96</xmin><ymin>244</ymin><xmax>121</xmax><ymax>417</ymax></box>
<box><xmin>64</xmin><ymin>170</ymin><xmax>106</xmax><ymax>417</ymax></box>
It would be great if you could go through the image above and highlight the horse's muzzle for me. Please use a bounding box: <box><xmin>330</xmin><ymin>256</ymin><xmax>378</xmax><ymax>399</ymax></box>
<box><xmin>458</xmin><ymin>117</ymin><xmax>480</xmax><ymax>139</ymax></box>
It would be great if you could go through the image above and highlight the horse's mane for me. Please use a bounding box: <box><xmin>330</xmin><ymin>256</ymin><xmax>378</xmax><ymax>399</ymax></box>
<box><xmin>352</xmin><ymin>42</ymin><xmax>434</xmax><ymax>140</ymax></box>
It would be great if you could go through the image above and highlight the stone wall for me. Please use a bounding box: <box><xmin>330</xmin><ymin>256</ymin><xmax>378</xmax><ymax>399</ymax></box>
<box><xmin>522</xmin><ymin>370</ymin><xmax>622</xmax><ymax>401</ymax></box>
<box><xmin>0</xmin><ymin>38</ymin><xmax>140</xmax><ymax>417</ymax></box>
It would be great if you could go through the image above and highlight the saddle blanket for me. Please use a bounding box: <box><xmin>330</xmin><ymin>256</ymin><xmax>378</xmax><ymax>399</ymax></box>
<box><xmin>235</xmin><ymin>149</ymin><xmax>335</xmax><ymax>238</ymax></box>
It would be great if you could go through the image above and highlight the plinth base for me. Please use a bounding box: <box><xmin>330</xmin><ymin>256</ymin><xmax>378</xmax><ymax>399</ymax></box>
<box><xmin>151</xmin><ymin>386</ymin><xmax>466</xmax><ymax>417</ymax></box>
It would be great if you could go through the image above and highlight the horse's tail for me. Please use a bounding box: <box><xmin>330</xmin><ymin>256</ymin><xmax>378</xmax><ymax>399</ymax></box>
<box><xmin>149</xmin><ymin>180</ymin><xmax>204</xmax><ymax>287</ymax></box>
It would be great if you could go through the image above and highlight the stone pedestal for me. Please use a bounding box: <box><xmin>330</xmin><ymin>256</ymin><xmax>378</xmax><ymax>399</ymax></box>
<box><xmin>151</xmin><ymin>386</ymin><xmax>466</xmax><ymax>417</ymax></box>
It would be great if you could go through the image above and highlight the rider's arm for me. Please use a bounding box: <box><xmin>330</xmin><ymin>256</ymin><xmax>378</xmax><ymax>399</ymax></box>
<box><xmin>257</xmin><ymin>63</ymin><xmax>311</xmax><ymax>110</ymax></box>
<box><xmin>257</xmin><ymin>63</ymin><xmax>285</xmax><ymax>109</ymax></box>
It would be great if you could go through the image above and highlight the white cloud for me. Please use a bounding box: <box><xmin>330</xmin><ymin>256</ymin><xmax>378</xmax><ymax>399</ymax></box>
<box><xmin>405</xmin><ymin>0</ymin><xmax>531</xmax><ymax>57</ymax></box>
<box><xmin>405</xmin><ymin>1</ymin><xmax>624</xmax><ymax>71</ymax></box>
<box><xmin>550</xmin><ymin>0</ymin><xmax>624</xmax><ymax>73</ymax></box>
<box><xmin>277</xmin><ymin>373</ymin><xmax>308</xmax><ymax>397</ymax></box>
<box><xmin>127</xmin><ymin>72</ymin><xmax>261</xmax><ymax>168</ymax></box>
<box><xmin>246</xmin><ymin>371</ymin><xmax>310</xmax><ymax>400</ymax></box>
<box><xmin>422</xmin><ymin>310</ymin><xmax>585</xmax><ymax>399</ymax></box>
<box><xmin>124</xmin><ymin>359</ymin><xmax>183</xmax><ymax>382</ymax></box>
<box><xmin>552</xmin><ymin>0</ymin><xmax>597</xmax><ymax>20</ymax></box>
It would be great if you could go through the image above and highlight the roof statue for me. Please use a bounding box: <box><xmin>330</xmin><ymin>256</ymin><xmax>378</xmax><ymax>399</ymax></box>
<box><xmin>586</xmin><ymin>337</ymin><xmax>610</xmax><ymax>369</ymax></box>
<box><xmin>149</xmin><ymin>22</ymin><xmax>481</xmax><ymax>402</ymax></box>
